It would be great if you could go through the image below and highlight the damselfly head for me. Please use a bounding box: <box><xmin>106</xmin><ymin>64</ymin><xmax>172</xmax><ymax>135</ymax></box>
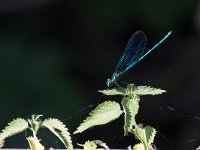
<box><xmin>106</xmin><ymin>78</ymin><xmax>112</xmax><ymax>87</ymax></box>
<box><xmin>107</xmin><ymin>73</ymin><xmax>119</xmax><ymax>87</ymax></box>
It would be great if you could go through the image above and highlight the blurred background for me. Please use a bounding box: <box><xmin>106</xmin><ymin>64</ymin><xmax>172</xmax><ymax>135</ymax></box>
<box><xmin>0</xmin><ymin>0</ymin><xmax>200</xmax><ymax>149</ymax></box>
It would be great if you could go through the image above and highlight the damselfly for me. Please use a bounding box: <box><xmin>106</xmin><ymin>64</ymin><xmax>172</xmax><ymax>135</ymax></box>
<box><xmin>106</xmin><ymin>30</ymin><xmax>172</xmax><ymax>87</ymax></box>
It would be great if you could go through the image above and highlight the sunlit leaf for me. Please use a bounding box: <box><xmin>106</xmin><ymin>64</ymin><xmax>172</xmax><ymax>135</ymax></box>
<box><xmin>0</xmin><ymin>118</ymin><xmax>28</xmax><ymax>141</ymax></box>
<box><xmin>94</xmin><ymin>140</ymin><xmax>109</xmax><ymax>149</ymax></box>
<box><xmin>134</xmin><ymin>126</ymin><xmax>156</xmax><ymax>150</ymax></box>
<box><xmin>74</xmin><ymin>101</ymin><xmax>123</xmax><ymax>134</ymax></box>
<box><xmin>42</xmin><ymin>118</ymin><xmax>73</xmax><ymax>149</ymax></box>
<box><xmin>121</xmin><ymin>96</ymin><xmax>139</xmax><ymax>135</ymax></box>
<box><xmin>134</xmin><ymin>86</ymin><xmax>166</xmax><ymax>95</ymax></box>
<box><xmin>27</xmin><ymin>136</ymin><xmax>44</xmax><ymax>150</ymax></box>
<box><xmin>99</xmin><ymin>87</ymin><xmax>126</xmax><ymax>96</ymax></box>
<box><xmin>133</xmin><ymin>143</ymin><xmax>145</xmax><ymax>150</ymax></box>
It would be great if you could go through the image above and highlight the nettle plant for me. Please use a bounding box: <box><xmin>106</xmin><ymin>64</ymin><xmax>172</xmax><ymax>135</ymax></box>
<box><xmin>1</xmin><ymin>29</ymin><xmax>199</xmax><ymax>150</ymax></box>
<box><xmin>0</xmin><ymin>83</ymin><xmax>183</xmax><ymax>150</ymax></box>
<box><xmin>0</xmin><ymin>30</ymin><xmax>180</xmax><ymax>150</ymax></box>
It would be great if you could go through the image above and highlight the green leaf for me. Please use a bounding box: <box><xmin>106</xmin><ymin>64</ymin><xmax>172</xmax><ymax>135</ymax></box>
<box><xmin>121</xmin><ymin>96</ymin><xmax>139</xmax><ymax>135</ymax></box>
<box><xmin>99</xmin><ymin>84</ymin><xmax>165</xmax><ymax>97</ymax></box>
<box><xmin>74</xmin><ymin>101</ymin><xmax>123</xmax><ymax>134</ymax></box>
<box><xmin>0</xmin><ymin>139</ymin><xmax>4</xmax><ymax>148</ymax></box>
<box><xmin>79</xmin><ymin>141</ymin><xmax>97</xmax><ymax>150</ymax></box>
<box><xmin>27</xmin><ymin>136</ymin><xmax>44</xmax><ymax>150</ymax></box>
<box><xmin>0</xmin><ymin>118</ymin><xmax>28</xmax><ymax>141</ymax></box>
<box><xmin>134</xmin><ymin>86</ymin><xmax>166</xmax><ymax>95</ymax></box>
<box><xmin>133</xmin><ymin>143</ymin><xmax>145</xmax><ymax>150</ymax></box>
<box><xmin>42</xmin><ymin>118</ymin><xmax>73</xmax><ymax>149</ymax></box>
<box><xmin>84</xmin><ymin>141</ymin><xmax>97</xmax><ymax>150</ymax></box>
<box><xmin>134</xmin><ymin>126</ymin><xmax>156</xmax><ymax>150</ymax></box>
<box><xmin>94</xmin><ymin>140</ymin><xmax>109</xmax><ymax>149</ymax></box>
<box><xmin>27</xmin><ymin>114</ymin><xmax>43</xmax><ymax>134</ymax></box>
<box><xmin>99</xmin><ymin>87</ymin><xmax>126</xmax><ymax>96</ymax></box>
<box><xmin>78</xmin><ymin>140</ymin><xmax>109</xmax><ymax>149</ymax></box>
<box><xmin>127</xmin><ymin>84</ymin><xmax>137</xmax><ymax>91</ymax></box>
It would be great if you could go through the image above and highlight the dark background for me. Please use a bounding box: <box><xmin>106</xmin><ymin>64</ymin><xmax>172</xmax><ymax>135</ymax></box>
<box><xmin>0</xmin><ymin>0</ymin><xmax>200</xmax><ymax>149</ymax></box>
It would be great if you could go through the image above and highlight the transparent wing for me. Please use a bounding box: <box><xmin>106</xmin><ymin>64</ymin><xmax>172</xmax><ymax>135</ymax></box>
<box><xmin>115</xmin><ymin>30</ymin><xmax>147</xmax><ymax>74</ymax></box>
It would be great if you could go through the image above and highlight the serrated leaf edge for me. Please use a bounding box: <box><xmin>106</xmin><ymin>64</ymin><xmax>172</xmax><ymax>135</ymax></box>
<box><xmin>74</xmin><ymin>101</ymin><xmax>123</xmax><ymax>134</ymax></box>
<box><xmin>0</xmin><ymin>118</ymin><xmax>28</xmax><ymax>141</ymax></box>
<box><xmin>42</xmin><ymin>118</ymin><xmax>73</xmax><ymax>149</ymax></box>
